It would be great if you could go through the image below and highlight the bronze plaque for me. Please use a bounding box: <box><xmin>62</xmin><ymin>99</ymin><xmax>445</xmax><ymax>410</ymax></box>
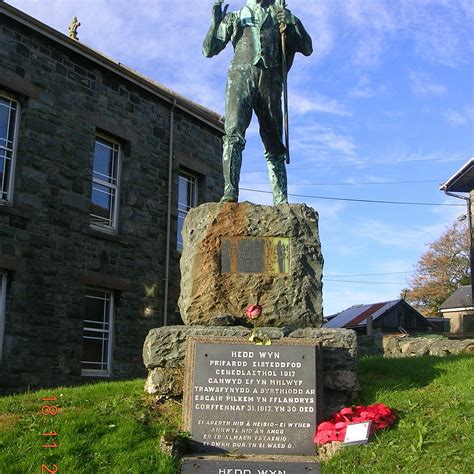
<box><xmin>183</xmin><ymin>337</ymin><xmax>323</xmax><ymax>456</ymax></box>
<box><xmin>221</xmin><ymin>237</ymin><xmax>290</xmax><ymax>274</ymax></box>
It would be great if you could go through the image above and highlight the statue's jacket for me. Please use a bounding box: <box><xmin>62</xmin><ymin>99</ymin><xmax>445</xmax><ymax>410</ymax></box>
<box><xmin>203</xmin><ymin>2</ymin><xmax>313</xmax><ymax>71</ymax></box>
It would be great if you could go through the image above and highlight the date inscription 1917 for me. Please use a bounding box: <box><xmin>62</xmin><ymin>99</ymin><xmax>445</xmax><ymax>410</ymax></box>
<box><xmin>221</xmin><ymin>237</ymin><xmax>290</xmax><ymax>274</ymax></box>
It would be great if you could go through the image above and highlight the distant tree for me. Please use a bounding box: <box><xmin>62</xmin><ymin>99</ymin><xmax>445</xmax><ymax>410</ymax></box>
<box><xmin>402</xmin><ymin>218</ymin><xmax>470</xmax><ymax>316</ymax></box>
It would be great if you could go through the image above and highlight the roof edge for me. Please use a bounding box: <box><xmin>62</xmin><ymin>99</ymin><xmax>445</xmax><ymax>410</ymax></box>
<box><xmin>440</xmin><ymin>157</ymin><xmax>474</xmax><ymax>192</ymax></box>
<box><xmin>440</xmin><ymin>306</ymin><xmax>474</xmax><ymax>313</ymax></box>
<box><xmin>0</xmin><ymin>1</ymin><xmax>225</xmax><ymax>133</ymax></box>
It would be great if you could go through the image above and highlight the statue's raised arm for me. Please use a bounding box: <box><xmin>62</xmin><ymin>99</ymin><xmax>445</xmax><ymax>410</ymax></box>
<box><xmin>202</xmin><ymin>1</ymin><xmax>233</xmax><ymax>57</ymax></box>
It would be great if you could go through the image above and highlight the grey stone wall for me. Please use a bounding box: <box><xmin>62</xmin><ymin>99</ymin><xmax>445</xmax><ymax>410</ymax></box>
<box><xmin>357</xmin><ymin>334</ymin><xmax>384</xmax><ymax>358</ymax></box>
<box><xmin>382</xmin><ymin>336</ymin><xmax>474</xmax><ymax>357</ymax></box>
<box><xmin>356</xmin><ymin>334</ymin><xmax>474</xmax><ymax>358</ymax></box>
<box><xmin>0</xmin><ymin>16</ymin><xmax>223</xmax><ymax>392</ymax></box>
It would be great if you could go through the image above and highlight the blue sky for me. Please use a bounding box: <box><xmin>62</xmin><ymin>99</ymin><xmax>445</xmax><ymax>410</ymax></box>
<box><xmin>7</xmin><ymin>0</ymin><xmax>473</xmax><ymax>315</ymax></box>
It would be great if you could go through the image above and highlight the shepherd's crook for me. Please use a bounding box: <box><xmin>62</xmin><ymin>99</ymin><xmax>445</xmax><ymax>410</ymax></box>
<box><xmin>279</xmin><ymin>0</ymin><xmax>290</xmax><ymax>165</ymax></box>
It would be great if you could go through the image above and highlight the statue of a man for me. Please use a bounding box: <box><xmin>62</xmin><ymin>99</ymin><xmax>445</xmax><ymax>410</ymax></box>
<box><xmin>203</xmin><ymin>0</ymin><xmax>312</xmax><ymax>204</ymax></box>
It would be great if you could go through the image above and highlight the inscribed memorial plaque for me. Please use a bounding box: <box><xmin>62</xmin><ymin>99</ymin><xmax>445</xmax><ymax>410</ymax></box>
<box><xmin>220</xmin><ymin>237</ymin><xmax>290</xmax><ymax>274</ymax></box>
<box><xmin>183</xmin><ymin>337</ymin><xmax>323</xmax><ymax>455</ymax></box>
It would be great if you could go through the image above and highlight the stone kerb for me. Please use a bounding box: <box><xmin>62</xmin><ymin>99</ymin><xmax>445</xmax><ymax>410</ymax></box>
<box><xmin>178</xmin><ymin>202</ymin><xmax>324</xmax><ymax>328</ymax></box>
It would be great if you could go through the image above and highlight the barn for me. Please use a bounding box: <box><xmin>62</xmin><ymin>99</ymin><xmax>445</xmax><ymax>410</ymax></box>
<box><xmin>324</xmin><ymin>299</ymin><xmax>435</xmax><ymax>334</ymax></box>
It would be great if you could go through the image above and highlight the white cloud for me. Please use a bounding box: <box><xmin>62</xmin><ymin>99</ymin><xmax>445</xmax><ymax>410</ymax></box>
<box><xmin>291</xmin><ymin>123</ymin><xmax>357</xmax><ymax>157</ymax></box>
<box><xmin>444</xmin><ymin>107</ymin><xmax>474</xmax><ymax>127</ymax></box>
<box><xmin>409</xmin><ymin>71</ymin><xmax>446</xmax><ymax>97</ymax></box>
<box><xmin>298</xmin><ymin>0</ymin><xmax>335</xmax><ymax>63</ymax></box>
<box><xmin>351</xmin><ymin>217</ymin><xmax>453</xmax><ymax>250</ymax></box>
<box><xmin>343</xmin><ymin>0</ymin><xmax>397</xmax><ymax>67</ymax></box>
<box><xmin>445</xmin><ymin>110</ymin><xmax>468</xmax><ymax>126</ymax></box>
<box><xmin>350</xmin><ymin>76</ymin><xmax>386</xmax><ymax>99</ymax></box>
<box><xmin>401</xmin><ymin>0</ymin><xmax>474</xmax><ymax>68</ymax></box>
<box><xmin>314</xmin><ymin>0</ymin><xmax>473</xmax><ymax>69</ymax></box>
<box><xmin>430</xmin><ymin>197</ymin><xmax>468</xmax><ymax>223</ymax></box>
<box><xmin>291</xmin><ymin>91</ymin><xmax>351</xmax><ymax>117</ymax></box>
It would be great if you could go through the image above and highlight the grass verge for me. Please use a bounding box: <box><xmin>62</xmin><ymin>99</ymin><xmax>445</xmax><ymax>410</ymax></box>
<box><xmin>324</xmin><ymin>355</ymin><xmax>474</xmax><ymax>473</ymax></box>
<box><xmin>0</xmin><ymin>380</ymin><xmax>181</xmax><ymax>473</ymax></box>
<box><xmin>0</xmin><ymin>355</ymin><xmax>472</xmax><ymax>473</ymax></box>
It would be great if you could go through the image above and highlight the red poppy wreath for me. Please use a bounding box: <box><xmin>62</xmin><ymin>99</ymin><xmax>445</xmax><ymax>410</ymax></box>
<box><xmin>314</xmin><ymin>403</ymin><xmax>396</xmax><ymax>444</ymax></box>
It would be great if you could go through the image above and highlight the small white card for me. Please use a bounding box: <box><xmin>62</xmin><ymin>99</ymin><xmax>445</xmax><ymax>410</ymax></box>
<box><xmin>343</xmin><ymin>421</ymin><xmax>372</xmax><ymax>445</ymax></box>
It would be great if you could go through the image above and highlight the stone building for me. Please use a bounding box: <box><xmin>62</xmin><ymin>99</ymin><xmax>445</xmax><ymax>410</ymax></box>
<box><xmin>439</xmin><ymin>285</ymin><xmax>474</xmax><ymax>334</ymax></box>
<box><xmin>0</xmin><ymin>2</ymin><xmax>224</xmax><ymax>392</ymax></box>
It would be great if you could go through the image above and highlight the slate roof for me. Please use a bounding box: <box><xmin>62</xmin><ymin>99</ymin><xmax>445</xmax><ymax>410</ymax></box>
<box><xmin>439</xmin><ymin>286</ymin><xmax>473</xmax><ymax>311</ymax></box>
<box><xmin>0</xmin><ymin>1</ymin><xmax>224</xmax><ymax>133</ymax></box>
<box><xmin>324</xmin><ymin>299</ymin><xmax>401</xmax><ymax>328</ymax></box>
<box><xmin>440</xmin><ymin>157</ymin><xmax>474</xmax><ymax>193</ymax></box>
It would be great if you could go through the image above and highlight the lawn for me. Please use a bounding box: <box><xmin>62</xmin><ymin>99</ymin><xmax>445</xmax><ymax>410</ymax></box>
<box><xmin>0</xmin><ymin>380</ymin><xmax>181</xmax><ymax>473</ymax></box>
<box><xmin>0</xmin><ymin>355</ymin><xmax>472</xmax><ymax>473</ymax></box>
<box><xmin>324</xmin><ymin>355</ymin><xmax>474</xmax><ymax>473</ymax></box>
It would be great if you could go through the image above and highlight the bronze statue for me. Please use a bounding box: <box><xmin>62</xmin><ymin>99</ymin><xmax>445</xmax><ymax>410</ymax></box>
<box><xmin>203</xmin><ymin>0</ymin><xmax>312</xmax><ymax>204</ymax></box>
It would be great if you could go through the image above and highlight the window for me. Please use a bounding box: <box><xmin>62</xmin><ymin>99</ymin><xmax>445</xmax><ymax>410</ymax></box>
<box><xmin>177</xmin><ymin>172</ymin><xmax>197</xmax><ymax>251</ymax></box>
<box><xmin>81</xmin><ymin>288</ymin><xmax>113</xmax><ymax>377</ymax></box>
<box><xmin>0</xmin><ymin>94</ymin><xmax>19</xmax><ymax>203</ymax></box>
<box><xmin>90</xmin><ymin>135</ymin><xmax>121</xmax><ymax>231</ymax></box>
<box><xmin>0</xmin><ymin>271</ymin><xmax>7</xmax><ymax>363</ymax></box>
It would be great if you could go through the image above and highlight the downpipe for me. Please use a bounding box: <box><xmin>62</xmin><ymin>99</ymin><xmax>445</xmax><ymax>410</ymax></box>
<box><xmin>163</xmin><ymin>99</ymin><xmax>177</xmax><ymax>326</ymax></box>
<box><xmin>442</xmin><ymin>188</ymin><xmax>473</xmax><ymax>304</ymax></box>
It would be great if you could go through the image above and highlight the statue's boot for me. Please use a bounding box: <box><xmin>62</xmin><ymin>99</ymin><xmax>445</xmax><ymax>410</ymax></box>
<box><xmin>267</xmin><ymin>156</ymin><xmax>288</xmax><ymax>205</ymax></box>
<box><xmin>221</xmin><ymin>141</ymin><xmax>243</xmax><ymax>203</ymax></box>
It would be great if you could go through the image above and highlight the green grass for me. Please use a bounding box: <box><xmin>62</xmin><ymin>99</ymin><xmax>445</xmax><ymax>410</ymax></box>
<box><xmin>324</xmin><ymin>355</ymin><xmax>474</xmax><ymax>473</ymax></box>
<box><xmin>0</xmin><ymin>380</ymin><xmax>181</xmax><ymax>473</ymax></box>
<box><xmin>0</xmin><ymin>355</ymin><xmax>472</xmax><ymax>473</ymax></box>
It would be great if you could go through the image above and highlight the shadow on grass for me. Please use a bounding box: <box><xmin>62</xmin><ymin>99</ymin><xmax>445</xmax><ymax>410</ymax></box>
<box><xmin>358</xmin><ymin>354</ymin><xmax>472</xmax><ymax>403</ymax></box>
<box><xmin>0</xmin><ymin>375</ymin><xmax>147</xmax><ymax>397</ymax></box>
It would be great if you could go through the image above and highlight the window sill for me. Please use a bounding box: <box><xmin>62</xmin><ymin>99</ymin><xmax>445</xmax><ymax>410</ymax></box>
<box><xmin>0</xmin><ymin>202</ymin><xmax>32</xmax><ymax>219</ymax></box>
<box><xmin>83</xmin><ymin>226</ymin><xmax>131</xmax><ymax>245</ymax></box>
<box><xmin>81</xmin><ymin>369</ymin><xmax>111</xmax><ymax>378</ymax></box>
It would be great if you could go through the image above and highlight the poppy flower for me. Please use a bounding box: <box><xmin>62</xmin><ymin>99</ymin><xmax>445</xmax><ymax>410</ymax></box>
<box><xmin>245</xmin><ymin>304</ymin><xmax>262</xmax><ymax>320</ymax></box>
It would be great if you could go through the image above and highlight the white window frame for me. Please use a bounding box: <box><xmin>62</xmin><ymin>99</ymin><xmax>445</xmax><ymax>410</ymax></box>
<box><xmin>90</xmin><ymin>134</ymin><xmax>121</xmax><ymax>232</ymax></box>
<box><xmin>0</xmin><ymin>271</ymin><xmax>7</xmax><ymax>363</ymax></box>
<box><xmin>0</xmin><ymin>92</ymin><xmax>20</xmax><ymax>205</ymax></box>
<box><xmin>177</xmin><ymin>171</ymin><xmax>198</xmax><ymax>251</ymax></box>
<box><xmin>81</xmin><ymin>288</ymin><xmax>114</xmax><ymax>377</ymax></box>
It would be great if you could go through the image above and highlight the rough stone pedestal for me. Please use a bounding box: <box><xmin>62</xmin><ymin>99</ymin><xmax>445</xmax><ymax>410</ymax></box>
<box><xmin>178</xmin><ymin>202</ymin><xmax>323</xmax><ymax>328</ymax></box>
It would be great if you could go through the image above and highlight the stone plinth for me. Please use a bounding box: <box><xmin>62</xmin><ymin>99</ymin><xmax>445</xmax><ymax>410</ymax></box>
<box><xmin>143</xmin><ymin>326</ymin><xmax>358</xmax><ymax>416</ymax></box>
<box><xmin>178</xmin><ymin>202</ymin><xmax>323</xmax><ymax>328</ymax></box>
